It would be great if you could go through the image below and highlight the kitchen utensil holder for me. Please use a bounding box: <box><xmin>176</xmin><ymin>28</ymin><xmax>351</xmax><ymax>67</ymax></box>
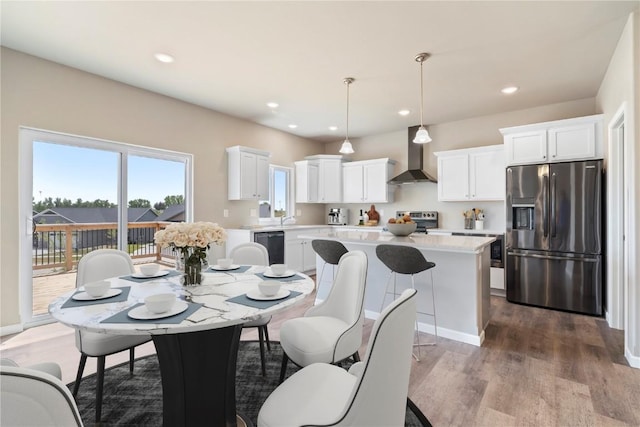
<box><xmin>464</xmin><ymin>218</ymin><xmax>474</xmax><ymax>229</ymax></box>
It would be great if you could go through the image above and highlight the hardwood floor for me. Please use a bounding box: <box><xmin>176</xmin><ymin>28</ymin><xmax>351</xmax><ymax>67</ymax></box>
<box><xmin>2</xmin><ymin>295</ymin><xmax>639</xmax><ymax>426</ymax></box>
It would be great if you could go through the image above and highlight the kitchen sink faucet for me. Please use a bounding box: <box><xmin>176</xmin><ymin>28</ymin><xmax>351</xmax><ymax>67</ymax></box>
<box><xmin>280</xmin><ymin>216</ymin><xmax>295</xmax><ymax>226</ymax></box>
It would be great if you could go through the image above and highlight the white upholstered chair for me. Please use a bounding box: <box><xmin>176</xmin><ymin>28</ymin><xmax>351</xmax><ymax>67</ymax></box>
<box><xmin>258</xmin><ymin>289</ymin><xmax>418</xmax><ymax>427</ymax></box>
<box><xmin>278</xmin><ymin>250</ymin><xmax>368</xmax><ymax>383</ymax></box>
<box><xmin>230</xmin><ymin>242</ymin><xmax>272</xmax><ymax>376</ymax></box>
<box><xmin>72</xmin><ymin>249</ymin><xmax>151</xmax><ymax>422</ymax></box>
<box><xmin>1</xmin><ymin>362</ymin><xmax>84</xmax><ymax>426</ymax></box>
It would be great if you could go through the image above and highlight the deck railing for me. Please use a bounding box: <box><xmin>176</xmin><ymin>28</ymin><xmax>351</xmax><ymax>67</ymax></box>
<box><xmin>33</xmin><ymin>221</ymin><xmax>177</xmax><ymax>271</ymax></box>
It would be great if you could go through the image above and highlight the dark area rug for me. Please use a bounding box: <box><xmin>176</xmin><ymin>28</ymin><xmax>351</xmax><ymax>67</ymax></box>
<box><xmin>70</xmin><ymin>341</ymin><xmax>425</xmax><ymax>426</ymax></box>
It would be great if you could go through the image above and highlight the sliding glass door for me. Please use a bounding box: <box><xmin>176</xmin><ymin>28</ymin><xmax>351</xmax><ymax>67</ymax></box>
<box><xmin>20</xmin><ymin>128</ymin><xmax>192</xmax><ymax>325</ymax></box>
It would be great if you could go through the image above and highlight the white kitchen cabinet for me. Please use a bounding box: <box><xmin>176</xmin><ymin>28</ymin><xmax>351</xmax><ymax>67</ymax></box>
<box><xmin>342</xmin><ymin>158</ymin><xmax>396</xmax><ymax>204</ymax></box>
<box><xmin>284</xmin><ymin>227</ymin><xmax>326</xmax><ymax>272</ymax></box>
<box><xmin>295</xmin><ymin>160</ymin><xmax>319</xmax><ymax>203</ymax></box>
<box><xmin>434</xmin><ymin>145</ymin><xmax>505</xmax><ymax>201</ymax></box>
<box><xmin>226</xmin><ymin>146</ymin><xmax>270</xmax><ymax>200</ymax></box>
<box><xmin>295</xmin><ymin>155</ymin><xmax>343</xmax><ymax>203</ymax></box>
<box><xmin>501</xmin><ymin>114</ymin><xmax>603</xmax><ymax>166</ymax></box>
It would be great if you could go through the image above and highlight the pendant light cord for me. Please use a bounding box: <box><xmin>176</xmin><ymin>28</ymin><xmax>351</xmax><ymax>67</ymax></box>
<box><xmin>345</xmin><ymin>78</ymin><xmax>351</xmax><ymax>141</ymax></box>
<box><xmin>419</xmin><ymin>59</ymin><xmax>424</xmax><ymax>127</ymax></box>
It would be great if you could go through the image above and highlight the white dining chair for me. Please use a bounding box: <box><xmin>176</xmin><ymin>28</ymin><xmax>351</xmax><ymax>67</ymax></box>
<box><xmin>230</xmin><ymin>242</ymin><xmax>272</xmax><ymax>376</ymax></box>
<box><xmin>72</xmin><ymin>249</ymin><xmax>151</xmax><ymax>422</ymax></box>
<box><xmin>278</xmin><ymin>250</ymin><xmax>367</xmax><ymax>383</ymax></box>
<box><xmin>258</xmin><ymin>289</ymin><xmax>418</xmax><ymax>427</ymax></box>
<box><xmin>1</xmin><ymin>363</ymin><xmax>84</xmax><ymax>426</ymax></box>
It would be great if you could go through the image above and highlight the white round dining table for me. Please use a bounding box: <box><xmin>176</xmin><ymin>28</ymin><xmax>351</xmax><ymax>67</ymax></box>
<box><xmin>49</xmin><ymin>265</ymin><xmax>315</xmax><ymax>427</ymax></box>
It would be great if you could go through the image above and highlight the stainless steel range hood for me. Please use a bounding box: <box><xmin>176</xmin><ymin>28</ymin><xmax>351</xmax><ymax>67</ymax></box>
<box><xmin>388</xmin><ymin>126</ymin><xmax>437</xmax><ymax>184</ymax></box>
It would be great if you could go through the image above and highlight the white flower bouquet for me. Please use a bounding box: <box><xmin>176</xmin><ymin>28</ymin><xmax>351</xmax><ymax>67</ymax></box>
<box><xmin>154</xmin><ymin>222</ymin><xmax>226</xmax><ymax>285</ymax></box>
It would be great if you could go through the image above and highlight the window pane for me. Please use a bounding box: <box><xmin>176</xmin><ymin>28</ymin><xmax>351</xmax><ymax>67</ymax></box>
<box><xmin>273</xmin><ymin>169</ymin><xmax>288</xmax><ymax>218</ymax></box>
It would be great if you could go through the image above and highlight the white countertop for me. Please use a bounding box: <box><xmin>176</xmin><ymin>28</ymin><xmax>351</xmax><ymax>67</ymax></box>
<box><xmin>298</xmin><ymin>229</ymin><xmax>495</xmax><ymax>254</ymax></box>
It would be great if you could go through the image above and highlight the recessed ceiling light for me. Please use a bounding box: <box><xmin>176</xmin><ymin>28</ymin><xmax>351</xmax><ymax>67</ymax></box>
<box><xmin>288</xmin><ymin>124</ymin><xmax>297</xmax><ymax>129</ymax></box>
<box><xmin>154</xmin><ymin>53</ymin><xmax>175</xmax><ymax>63</ymax></box>
<box><xmin>329</xmin><ymin>126</ymin><xmax>338</xmax><ymax>131</ymax></box>
<box><xmin>266</xmin><ymin>102</ymin><xmax>279</xmax><ymax>108</ymax></box>
<box><xmin>398</xmin><ymin>109</ymin><xmax>411</xmax><ymax>116</ymax></box>
<box><xmin>501</xmin><ymin>86</ymin><xmax>519</xmax><ymax>94</ymax></box>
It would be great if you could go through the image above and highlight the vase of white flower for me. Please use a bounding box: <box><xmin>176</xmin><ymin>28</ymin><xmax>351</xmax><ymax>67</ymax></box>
<box><xmin>154</xmin><ymin>222</ymin><xmax>227</xmax><ymax>286</ymax></box>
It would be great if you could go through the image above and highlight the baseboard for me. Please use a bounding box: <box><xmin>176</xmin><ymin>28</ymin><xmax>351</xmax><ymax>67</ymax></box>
<box><xmin>364</xmin><ymin>308</ymin><xmax>483</xmax><ymax>346</ymax></box>
<box><xmin>625</xmin><ymin>346</ymin><xmax>640</xmax><ymax>369</ymax></box>
<box><xmin>0</xmin><ymin>323</ymin><xmax>24</xmax><ymax>337</ymax></box>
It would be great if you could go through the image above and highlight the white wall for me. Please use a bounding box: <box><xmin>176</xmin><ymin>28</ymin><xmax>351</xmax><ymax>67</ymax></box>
<box><xmin>596</xmin><ymin>11</ymin><xmax>640</xmax><ymax>367</ymax></box>
<box><xmin>0</xmin><ymin>48</ymin><xmax>327</xmax><ymax>328</ymax></box>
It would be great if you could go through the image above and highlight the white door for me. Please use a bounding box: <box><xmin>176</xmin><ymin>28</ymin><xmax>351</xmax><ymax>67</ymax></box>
<box><xmin>21</xmin><ymin>127</ymin><xmax>192</xmax><ymax>326</ymax></box>
<box><xmin>470</xmin><ymin>149</ymin><xmax>505</xmax><ymax>200</ymax></box>
<box><xmin>255</xmin><ymin>154</ymin><xmax>270</xmax><ymax>199</ymax></box>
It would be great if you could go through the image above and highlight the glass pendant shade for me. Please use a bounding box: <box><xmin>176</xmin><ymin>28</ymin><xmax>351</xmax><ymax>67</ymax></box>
<box><xmin>413</xmin><ymin>126</ymin><xmax>432</xmax><ymax>144</ymax></box>
<box><xmin>339</xmin><ymin>139</ymin><xmax>354</xmax><ymax>154</ymax></box>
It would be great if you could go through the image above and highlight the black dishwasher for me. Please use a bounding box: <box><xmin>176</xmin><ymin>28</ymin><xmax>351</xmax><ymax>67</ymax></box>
<box><xmin>253</xmin><ymin>231</ymin><xmax>285</xmax><ymax>264</ymax></box>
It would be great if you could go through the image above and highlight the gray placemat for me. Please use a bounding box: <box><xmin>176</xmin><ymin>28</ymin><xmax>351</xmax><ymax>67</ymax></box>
<box><xmin>120</xmin><ymin>269</ymin><xmax>181</xmax><ymax>283</ymax></box>
<box><xmin>255</xmin><ymin>273</ymin><xmax>305</xmax><ymax>282</ymax></box>
<box><xmin>208</xmin><ymin>265</ymin><xmax>252</xmax><ymax>274</ymax></box>
<box><xmin>100</xmin><ymin>301</ymin><xmax>203</xmax><ymax>324</ymax></box>
<box><xmin>61</xmin><ymin>287</ymin><xmax>132</xmax><ymax>309</ymax></box>
<box><xmin>226</xmin><ymin>291</ymin><xmax>302</xmax><ymax>309</ymax></box>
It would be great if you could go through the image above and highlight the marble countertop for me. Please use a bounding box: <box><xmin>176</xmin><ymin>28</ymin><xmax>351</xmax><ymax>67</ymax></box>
<box><xmin>427</xmin><ymin>228</ymin><xmax>505</xmax><ymax>236</ymax></box>
<box><xmin>297</xmin><ymin>229</ymin><xmax>495</xmax><ymax>254</ymax></box>
<box><xmin>48</xmin><ymin>266</ymin><xmax>314</xmax><ymax>336</ymax></box>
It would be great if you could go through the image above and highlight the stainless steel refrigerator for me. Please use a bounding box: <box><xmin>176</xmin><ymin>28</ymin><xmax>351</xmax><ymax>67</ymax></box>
<box><xmin>505</xmin><ymin>160</ymin><xmax>604</xmax><ymax>315</ymax></box>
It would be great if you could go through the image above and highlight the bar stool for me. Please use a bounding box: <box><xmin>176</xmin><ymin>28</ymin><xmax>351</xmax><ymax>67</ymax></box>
<box><xmin>375</xmin><ymin>244</ymin><xmax>437</xmax><ymax>361</ymax></box>
<box><xmin>311</xmin><ymin>240</ymin><xmax>348</xmax><ymax>288</ymax></box>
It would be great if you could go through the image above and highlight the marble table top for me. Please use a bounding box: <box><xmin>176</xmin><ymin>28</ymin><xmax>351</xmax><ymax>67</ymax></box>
<box><xmin>48</xmin><ymin>266</ymin><xmax>314</xmax><ymax>336</ymax></box>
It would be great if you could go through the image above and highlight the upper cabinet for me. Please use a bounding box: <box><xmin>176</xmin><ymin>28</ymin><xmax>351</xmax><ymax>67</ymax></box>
<box><xmin>342</xmin><ymin>158</ymin><xmax>396</xmax><ymax>203</ymax></box>
<box><xmin>295</xmin><ymin>155</ymin><xmax>343</xmax><ymax>203</ymax></box>
<box><xmin>434</xmin><ymin>145</ymin><xmax>505</xmax><ymax>201</ymax></box>
<box><xmin>500</xmin><ymin>114</ymin><xmax>603</xmax><ymax>166</ymax></box>
<box><xmin>226</xmin><ymin>146</ymin><xmax>270</xmax><ymax>200</ymax></box>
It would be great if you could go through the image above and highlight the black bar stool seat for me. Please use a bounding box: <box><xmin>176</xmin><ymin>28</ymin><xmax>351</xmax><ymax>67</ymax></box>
<box><xmin>311</xmin><ymin>240</ymin><xmax>348</xmax><ymax>287</ymax></box>
<box><xmin>376</xmin><ymin>244</ymin><xmax>438</xmax><ymax>360</ymax></box>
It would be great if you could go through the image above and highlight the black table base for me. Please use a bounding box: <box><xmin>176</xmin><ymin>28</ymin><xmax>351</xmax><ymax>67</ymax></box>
<box><xmin>153</xmin><ymin>325</ymin><xmax>243</xmax><ymax>427</ymax></box>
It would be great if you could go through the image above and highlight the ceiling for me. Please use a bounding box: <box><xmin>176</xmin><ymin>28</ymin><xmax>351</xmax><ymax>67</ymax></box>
<box><xmin>2</xmin><ymin>1</ymin><xmax>638</xmax><ymax>143</ymax></box>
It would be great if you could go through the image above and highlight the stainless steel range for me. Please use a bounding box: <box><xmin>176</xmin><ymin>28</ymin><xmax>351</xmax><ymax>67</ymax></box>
<box><xmin>395</xmin><ymin>211</ymin><xmax>439</xmax><ymax>233</ymax></box>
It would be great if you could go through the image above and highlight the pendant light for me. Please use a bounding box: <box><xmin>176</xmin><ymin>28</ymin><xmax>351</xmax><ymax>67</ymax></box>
<box><xmin>339</xmin><ymin>77</ymin><xmax>355</xmax><ymax>154</ymax></box>
<box><xmin>413</xmin><ymin>53</ymin><xmax>432</xmax><ymax>144</ymax></box>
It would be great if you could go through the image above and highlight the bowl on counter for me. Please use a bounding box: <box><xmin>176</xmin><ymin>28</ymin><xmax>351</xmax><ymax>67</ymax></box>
<box><xmin>386</xmin><ymin>222</ymin><xmax>417</xmax><ymax>236</ymax></box>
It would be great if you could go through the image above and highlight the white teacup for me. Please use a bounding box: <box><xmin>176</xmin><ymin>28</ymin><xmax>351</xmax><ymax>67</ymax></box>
<box><xmin>270</xmin><ymin>264</ymin><xmax>287</xmax><ymax>276</ymax></box>
<box><xmin>140</xmin><ymin>264</ymin><xmax>160</xmax><ymax>276</ymax></box>
<box><xmin>258</xmin><ymin>281</ymin><xmax>281</xmax><ymax>297</ymax></box>
<box><xmin>84</xmin><ymin>280</ymin><xmax>111</xmax><ymax>297</ymax></box>
<box><xmin>145</xmin><ymin>293</ymin><xmax>176</xmax><ymax>314</ymax></box>
<box><xmin>217</xmin><ymin>258</ymin><xmax>233</xmax><ymax>269</ymax></box>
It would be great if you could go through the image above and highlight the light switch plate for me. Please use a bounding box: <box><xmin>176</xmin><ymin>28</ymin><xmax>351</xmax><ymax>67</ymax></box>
<box><xmin>250</xmin><ymin>209</ymin><xmax>257</xmax><ymax>217</ymax></box>
<box><xmin>296</xmin><ymin>209</ymin><xmax>302</xmax><ymax>216</ymax></box>
<box><xmin>223</xmin><ymin>209</ymin><xmax>229</xmax><ymax>218</ymax></box>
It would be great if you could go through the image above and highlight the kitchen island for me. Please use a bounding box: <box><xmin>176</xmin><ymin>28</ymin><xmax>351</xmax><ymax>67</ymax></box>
<box><xmin>298</xmin><ymin>229</ymin><xmax>496</xmax><ymax>346</ymax></box>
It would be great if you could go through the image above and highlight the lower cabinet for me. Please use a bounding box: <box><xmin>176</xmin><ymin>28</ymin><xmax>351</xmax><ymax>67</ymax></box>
<box><xmin>284</xmin><ymin>228</ymin><xmax>327</xmax><ymax>273</ymax></box>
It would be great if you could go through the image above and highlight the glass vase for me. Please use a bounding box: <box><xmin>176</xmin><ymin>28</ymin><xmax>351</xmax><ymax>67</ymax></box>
<box><xmin>175</xmin><ymin>247</ymin><xmax>207</xmax><ymax>286</ymax></box>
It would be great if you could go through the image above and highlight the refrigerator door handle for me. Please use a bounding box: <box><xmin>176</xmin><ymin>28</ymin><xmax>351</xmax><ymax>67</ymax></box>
<box><xmin>508</xmin><ymin>252</ymin><xmax>599</xmax><ymax>262</ymax></box>
<box><xmin>550</xmin><ymin>172</ymin><xmax>557</xmax><ymax>238</ymax></box>
<box><xmin>542</xmin><ymin>174</ymin><xmax>549</xmax><ymax>238</ymax></box>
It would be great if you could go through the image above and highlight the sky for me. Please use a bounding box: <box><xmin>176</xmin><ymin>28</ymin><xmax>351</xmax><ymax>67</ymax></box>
<box><xmin>33</xmin><ymin>141</ymin><xmax>185</xmax><ymax>205</ymax></box>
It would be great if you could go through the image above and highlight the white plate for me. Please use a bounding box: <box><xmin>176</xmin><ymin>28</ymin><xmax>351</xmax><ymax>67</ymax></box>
<box><xmin>127</xmin><ymin>301</ymin><xmax>189</xmax><ymax>320</ymax></box>
<box><xmin>73</xmin><ymin>288</ymin><xmax>123</xmax><ymax>301</ymax></box>
<box><xmin>263</xmin><ymin>269</ymin><xmax>296</xmax><ymax>278</ymax></box>
<box><xmin>210</xmin><ymin>264</ymin><xmax>241</xmax><ymax>271</ymax></box>
<box><xmin>246</xmin><ymin>288</ymin><xmax>291</xmax><ymax>301</ymax></box>
<box><xmin>131</xmin><ymin>270</ymin><xmax>170</xmax><ymax>279</ymax></box>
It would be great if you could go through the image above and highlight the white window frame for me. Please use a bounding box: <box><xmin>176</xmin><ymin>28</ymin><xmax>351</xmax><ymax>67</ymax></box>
<box><xmin>259</xmin><ymin>164</ymin><xmax>295</xmax><ymax>225</ymax></box>
<box><xmin>19</xmin><ymin>126</ymin><xmax>193</xmax><ymax>327</ymax></box>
